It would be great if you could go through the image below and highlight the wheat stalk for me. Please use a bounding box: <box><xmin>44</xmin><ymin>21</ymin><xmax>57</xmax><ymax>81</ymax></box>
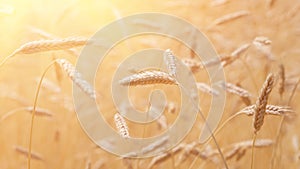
<box><xmin>163</xmin><ymin>49</ymin><xmax>177</xmax><ymax>77</ymax></box>
<box><xmin>119</xmin><ymin>70</ymin><xmax>178</xmax><ymax>86</ymax></box>
<box><xmin>114</xmin><ymin>113</ymin><xmax>130</xmax><ymax>138</ymax></box>
<box><xmin>56</xmin><ymin>59</ymin><xmax>97</xmax><ymax>99</ymax></box>
<box><xmin>253</xmin><ymin>74</ymin><xmax>275</xmax><ymax>133</ymax></box>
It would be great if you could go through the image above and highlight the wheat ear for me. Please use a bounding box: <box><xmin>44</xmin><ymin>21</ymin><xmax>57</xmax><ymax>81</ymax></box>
<box><xmin>253</xmin><ymin>74</ymin><xmax>275</xmax><ymax>133</ymax></box>
<box><xmin>56</xmin><ymin>59</ymin><xmax>97</xmax><ymax>99</ymax></box>
<box><xmin>163</xmin><ymin>49</ymin><xmax>177</xmax><ymax>77</ymax></box>
<box><xmin>0</xmin><ymin>37</ymin><xmax>88</xmax><ymax>68</ymax></box>
<box><xmin>251</xmin><ymin>73</ymin><xmax>275</xmax><ymax>169</ymax></box>
<box><xmin>119</xmin><ymin>70</ymin><xmax>178</xmax><ymax>86</ymax></box>
<box><xmin>114</xmin><ymin>113</ymin><xmax>130</xmax><ymax>138</ymax></box>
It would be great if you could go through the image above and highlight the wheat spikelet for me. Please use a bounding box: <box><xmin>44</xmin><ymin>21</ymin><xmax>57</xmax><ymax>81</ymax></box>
<box><xmin>163</xmin><ymin>49</ymin><xmax>177</xmax><ymax>77</ymax></box>
<box><xmin>278</xmin><ymin>64</ymin><xmax>285</xmax><ymax>98</ymax></box>
<box><xmin>56</xmin><ymin>59</ymin><xmax>97</xmax><ymax>99</ymax></box>
<box><xmin>10</xmin><ymin>37</ymin><xmax>88</xmax><ymax>56</ymax></box>
<box><xmin>114</xmin><ymin>113</ymin><xmax>130</xmax><ymax>138</ymax></box>
<box><xmin>212</xmin><ymin>10</ymin><xmax>250</xmax><ymax>26</ymax></box>
<box><xmin>253</xmin><ymin>74</ymin><xmax>275</xmax><ymax>133</ymax></box>
<box><xmin>14</xmin><ymin>145</ymin><xmax>43</xmax><ymax>160</ymax></box>
<box><xmin>196</xmin><ymin>82</ymin><xmax>220</xmax><ymax>96</ymax></box>
<box><xmin>240</xmin><ymin>104</ymin><xmax>294</xmax><ymax>116</ymax></box>
<box><xmin>181</xmin><ymin>58</ymin><xmax>203</xmax><ymax>72</ymax></box>
<box><xmin>119</xmin><ymin>70</ymin><xmax>178</xmax><ymax>86</ymax></box>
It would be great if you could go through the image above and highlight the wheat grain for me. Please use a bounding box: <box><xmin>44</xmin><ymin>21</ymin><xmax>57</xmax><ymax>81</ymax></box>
<box><xmin>196</xmin><ymin>82</ymin><xmax>220</xmax><ymax>96</ymax></box>
<box><xmin>14</xmin><ymin>145</ymin><xmax>43</xmax><ymax>161</ymax></box>
<box><xmin>56</xmin><ymin>59</ymin><xmax>97</xmax><ymax>99</ymax></box>
<box><xmin>114</xmin><ymin>113</ymin><xmax>130</xmax><ymax>138</ymax></box>
<box><xmin>119</xmin><ymin>70</ymin><xmax>178</xmax><ymax>86</ymax></box>
<box><xmin>212</xmin><ymin>10</ymin><xmax>250</xmax><ymax>26</ymax></box>
<box><xmin>253</xmin><ymin>74</ymin><xmax>275</xmax><ymax>133</ymax></box>
<box><xmin>163</xmin><ymin>49</ymin><xmax>177</xmax><ymax>77</ymax></box>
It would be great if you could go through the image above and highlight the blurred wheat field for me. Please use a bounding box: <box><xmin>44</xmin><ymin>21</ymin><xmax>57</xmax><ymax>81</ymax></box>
<box><xmin>0</xmin><ymin>0</ymin><xmax>299</xmax><ymax>169</ymax></box>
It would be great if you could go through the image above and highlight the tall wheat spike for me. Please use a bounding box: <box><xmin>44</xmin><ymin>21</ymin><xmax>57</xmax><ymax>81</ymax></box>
<box><xmin>253</xmin><ymin>74</ymin><xmax>275</xmax><ymax>133</ymax></box>
<box><xmin>251</xmin><ymin>73</ymin><xmax>275</xmax><ymax>169</ymax></box>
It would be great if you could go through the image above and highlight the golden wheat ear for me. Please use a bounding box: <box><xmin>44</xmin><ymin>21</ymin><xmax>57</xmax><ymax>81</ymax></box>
<box><xmin>119</xmin><ymin>70</ymin><xmax>178</xmax><ymax>86</ymax></box>
<box><xmin>0</xmin><ymin>37</ymin><xmax>89</xmax><ymax>68</ymax></box>
<box><xmin>251</xmin><ymin>73</ymin><xmax>275</xmax><ymax>169</ymax></box>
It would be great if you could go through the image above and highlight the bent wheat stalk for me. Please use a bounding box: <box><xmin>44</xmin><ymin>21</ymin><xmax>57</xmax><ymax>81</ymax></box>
<box><xmin>28</xmin><ymin>59</ymin><xmax>97</xmax><ymax>169</ymax></box>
